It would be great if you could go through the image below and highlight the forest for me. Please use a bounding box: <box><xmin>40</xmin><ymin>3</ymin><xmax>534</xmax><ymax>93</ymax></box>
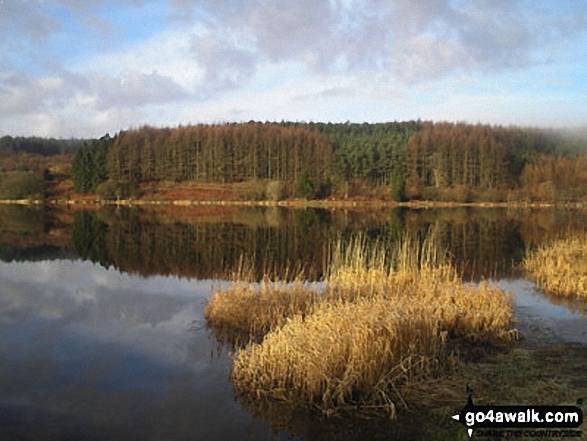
<box><xmin>0</xmin><ymin>136</ymin><xmax>84</xmax><ymax>157</ymax></box>
<box><xmin>5</xmin><ymin>121</ymin><xmax>587</xmax><ymax>203</ymax></box>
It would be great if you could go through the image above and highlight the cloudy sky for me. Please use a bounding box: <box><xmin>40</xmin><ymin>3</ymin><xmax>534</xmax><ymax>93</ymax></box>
<box><xmin>1</xmin><ymin>0</ymin><xmax>587</xmax><ymax>138</ymax></box>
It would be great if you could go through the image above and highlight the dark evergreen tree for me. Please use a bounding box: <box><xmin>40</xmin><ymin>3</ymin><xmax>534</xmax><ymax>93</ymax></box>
<box><xmin>71</xmin><ymin>135</ymin><xmax>112</xmax><ymax>193</ymax></box>
<box><xmin>296</xmin><ymin>170</ymin><xmax>315</xmax><ymax>199</ymax></box>
<box><xmin>390</xmin><ymin>171</ymin><xmax>406</xmax><ymax>202</ymax></box>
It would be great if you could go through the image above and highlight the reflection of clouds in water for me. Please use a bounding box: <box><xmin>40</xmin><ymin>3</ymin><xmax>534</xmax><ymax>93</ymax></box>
<box><xmin>497</xmin><ymin>278</ymin><xmax>587</xmax><ymax>346</ymax></box>
<box><xmin>499</xmin><ymin>278</ymin><xmax>583</xmax><ymax>319</ymax></box>
<box><xmin>1</xmin><ymin>260</ymin><xmax>213</xmax><ymax>299</ymax></box>
<box><xmin>0</xmin><ymin>259</ymin><xmax>215</xmax><ymax>368</ymax></box>
<box><xmin>0</xmin><ymin>259</ymin><xmax>267</xmax><ymax>440</ymax></box>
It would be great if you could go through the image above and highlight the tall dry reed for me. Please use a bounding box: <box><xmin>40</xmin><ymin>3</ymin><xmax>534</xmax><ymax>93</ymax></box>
<box><xmin>524</xmin><ymin>233</ymin><xmax>587</xmax><ymax>298</ymax></box>
<box><xmin>225</xmin><ymin>235</ymin><xmax>515</xmax><ymax>416</ymax></box>
<box><xmin>232</xmin><ymin>298</ymin><xmax>446</xmax><ymax>417</ymax></box>
<box><xmin>204</xmin><ymin>278</ymin><xmax>318</xmax><ymax>342</ymax></box>
<box><xmin>325</xmin><ymin>235</ymin><xmax>458</xmax><ymax>303</ymax></box>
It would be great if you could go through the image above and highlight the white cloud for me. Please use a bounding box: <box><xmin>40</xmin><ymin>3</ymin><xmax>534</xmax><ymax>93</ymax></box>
<box><xmin>89</xmin><ymin>71</ymin><xmax>191</xmax><ymax>110</ymax></box>
<box><xmin>1</xmin><ymin>0</ymin><xmax>587</xmax><ymax>136</ymax></box>
<box><xmin>189</xmin><ymin>31</ymin><xmax>258</xmax><ymax>95</ymax></box>
<box><xmin>74</xmin><ymin>27</ymin><xmax>205</xmax><ymax>88</ymax></box>
<box><xmin>0</xmin><ymin>72</ymin><xmax>78</xmax><ymax>115</ymax></box>
<box><xmin>163</xmin><ymin>0</ymin><xmax>587</xmax><ymax>85</ymax></box>
<box><xmin>0</xmin><ymin>259</ymin><xmax>212</xmax><ymax>367</ymax></box>
<box><xmin>0</xmin><ymin>0</ymin><xmax>61</xmax><ymax>44</ymax></box>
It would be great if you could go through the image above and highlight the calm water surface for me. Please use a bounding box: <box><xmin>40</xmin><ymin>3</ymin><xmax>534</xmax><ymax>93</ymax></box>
<box><xmin>1</xmin><ymin>205</ymin><xmax>586</xmax><ymax>440</ymax></box>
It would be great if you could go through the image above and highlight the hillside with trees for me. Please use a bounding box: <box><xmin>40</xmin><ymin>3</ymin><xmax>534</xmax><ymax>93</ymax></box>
<box><xmin>71</xmin><ymin>123</ymin><xmax>336</xmax><ymax>200</ymax></box>
<box><xmin>0</xmin><ymin>136</ymin><xmax>84</xmax><ymax>157</ymax></box>
<box><xmin>402</xmin><ymin>122</ymin><xmax>587</xmax><ymax>202</ymax></box>
<box><xmin>0</xmin><ymin>136</ymin><xmax>87</xmax><ymax>201</ymax></box>
<box><xmin>13</xmin><ymin>120</ymin><xmax>587</xmax><ymax>204</ymax></box>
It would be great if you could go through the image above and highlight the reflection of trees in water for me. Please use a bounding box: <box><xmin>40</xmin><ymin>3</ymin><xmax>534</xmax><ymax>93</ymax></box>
<box><xmin>73</xmin><ymin>207</ymin><xmax>347</xmax><ymax>280</ymax></box>
<box><xmin>0</xmin><ymin>243</ymin><xmax>74</xmax><ymax>262</ymax></box>
<box><xmin>405</xmin><ymin>210</ymin><xmax>525</xmax><ymax>280</ymax></box>
<box><xmin>402</xmin><ymin>208</ymin><xmax>587</xmax><ymax>280</ymax></box>
<box><xmin>68</xmin><ymin>206</ymin><xmax>587</xmax><ymax>282</ymax></box>
<box><xmin>516</xmin><ymin>209</ymin><xmax>587</xmax><ymax>246</ymax></box>
<box><xmin>0</xmin><ymin>205</ymin><xmax>77</xmax><ymax>262</ymax></box>
<box><xmin>0</xmin><ymin>205</ymin><xmax>46</xmax><ymax>233</ymax></box>
<box><xmin>72</xmin><ymin>210</ymin><xmax>111</xmax><ymax>267</ymax></box>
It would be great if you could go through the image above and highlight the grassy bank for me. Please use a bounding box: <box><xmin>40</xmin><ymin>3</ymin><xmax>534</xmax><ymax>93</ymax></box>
<box><xmin>524</xmin><ymin>233</ymin><xmax>587</xmax><ymax>298</ymax></box>
<box><xmin>206</xmin><ymin>236</ymin><xmax>516</xmax><ymax>417</ymax></box>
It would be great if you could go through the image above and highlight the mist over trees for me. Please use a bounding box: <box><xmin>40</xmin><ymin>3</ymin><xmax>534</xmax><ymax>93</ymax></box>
<box><xmin>403</xmin><ymin>122</ymin><xmax>587</xmax><ymax>202</ymax></box>
<box><xmin>69</xmin><ymin>121</ymin><xmax>587</xmax><ymax>203</ymax></box>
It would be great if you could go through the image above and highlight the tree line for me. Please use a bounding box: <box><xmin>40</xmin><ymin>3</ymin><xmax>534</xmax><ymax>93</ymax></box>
<box><xmin>113</xmin><ymin>123</ymin><xmax>333</xmax><ymax>188</ymax></box>
<box><xmin>403</xmin><ymin>122</ymin><xmax>587</xmax><ymax>202</ymax></box>
<box><xmin>0</xmin><ymin>136</ymin><xmax>84</xmax><ymax>157</ymax></box>
<box><xmin>70</xmin><ymin>123</ymin><xmax>335</xmax><ymax>198</ymax></box>
<box><xmin>70</xmin><ymin>121</ymin><xmax>587</xmax><ymax>203</ymax></box>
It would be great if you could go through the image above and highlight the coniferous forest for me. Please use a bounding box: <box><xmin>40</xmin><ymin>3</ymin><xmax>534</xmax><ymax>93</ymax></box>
<box><xmin>104</xmin><ymin>123</ymin><xmax>334</xmax><ymax>195</ymax></box>
<box><xmin>5</xmin><ymin>121</ymin><xmax>587</xmax><ymax>203</ymax></box>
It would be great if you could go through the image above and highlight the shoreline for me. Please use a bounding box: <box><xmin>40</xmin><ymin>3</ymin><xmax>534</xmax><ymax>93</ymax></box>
<box><xmin>1</xmin><ymin>198</ymin><xmax>586</xmax><ymax>210</ymax></box>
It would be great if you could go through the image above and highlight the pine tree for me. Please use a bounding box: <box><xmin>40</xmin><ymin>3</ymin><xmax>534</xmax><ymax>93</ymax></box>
<box><xmin>296</xmin><ymin>170</ymin><xmax>315</xmax><ymax>199</ymax></box>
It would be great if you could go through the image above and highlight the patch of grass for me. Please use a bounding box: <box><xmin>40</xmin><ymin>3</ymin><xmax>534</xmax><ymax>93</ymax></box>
<box><xmin>524</xmin><ymin>233</ymin><xmax>587</xmax><ymax>298</ymax></box>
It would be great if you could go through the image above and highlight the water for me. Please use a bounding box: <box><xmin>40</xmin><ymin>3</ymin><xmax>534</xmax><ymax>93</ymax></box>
<box><xmin>0</xmin><ymin>259</ymin><xmax>275</xmax><ymax>440</ymax></box>
<box><xmin>1</xmin><ymin>205</ymin><xmax>586</xmax><ymax>440</ymax></box>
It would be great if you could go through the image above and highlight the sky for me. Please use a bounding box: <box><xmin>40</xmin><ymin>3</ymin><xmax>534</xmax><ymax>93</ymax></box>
<box><xmin>1</xmin><ymin>0</ymin><xmax>587</xmax><ymax>138</ymax></box>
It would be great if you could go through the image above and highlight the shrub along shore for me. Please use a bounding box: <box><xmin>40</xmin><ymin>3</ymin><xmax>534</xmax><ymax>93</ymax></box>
<box><xmin>205</xmin><ymin>236</ymin><xmax>517</xmax><ymax>418</ymax></box>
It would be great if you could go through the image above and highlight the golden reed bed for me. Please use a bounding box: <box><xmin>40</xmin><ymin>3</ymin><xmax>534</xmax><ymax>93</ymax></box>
<box><xmin>524</xmin><ymin>233</ymin><xmax>587</xmax><ymax>299</ymax></box>
<box><xmin>205</xmin><ymin>236</ymin><xmax>516</xmax><ymax>417</ymax></box>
